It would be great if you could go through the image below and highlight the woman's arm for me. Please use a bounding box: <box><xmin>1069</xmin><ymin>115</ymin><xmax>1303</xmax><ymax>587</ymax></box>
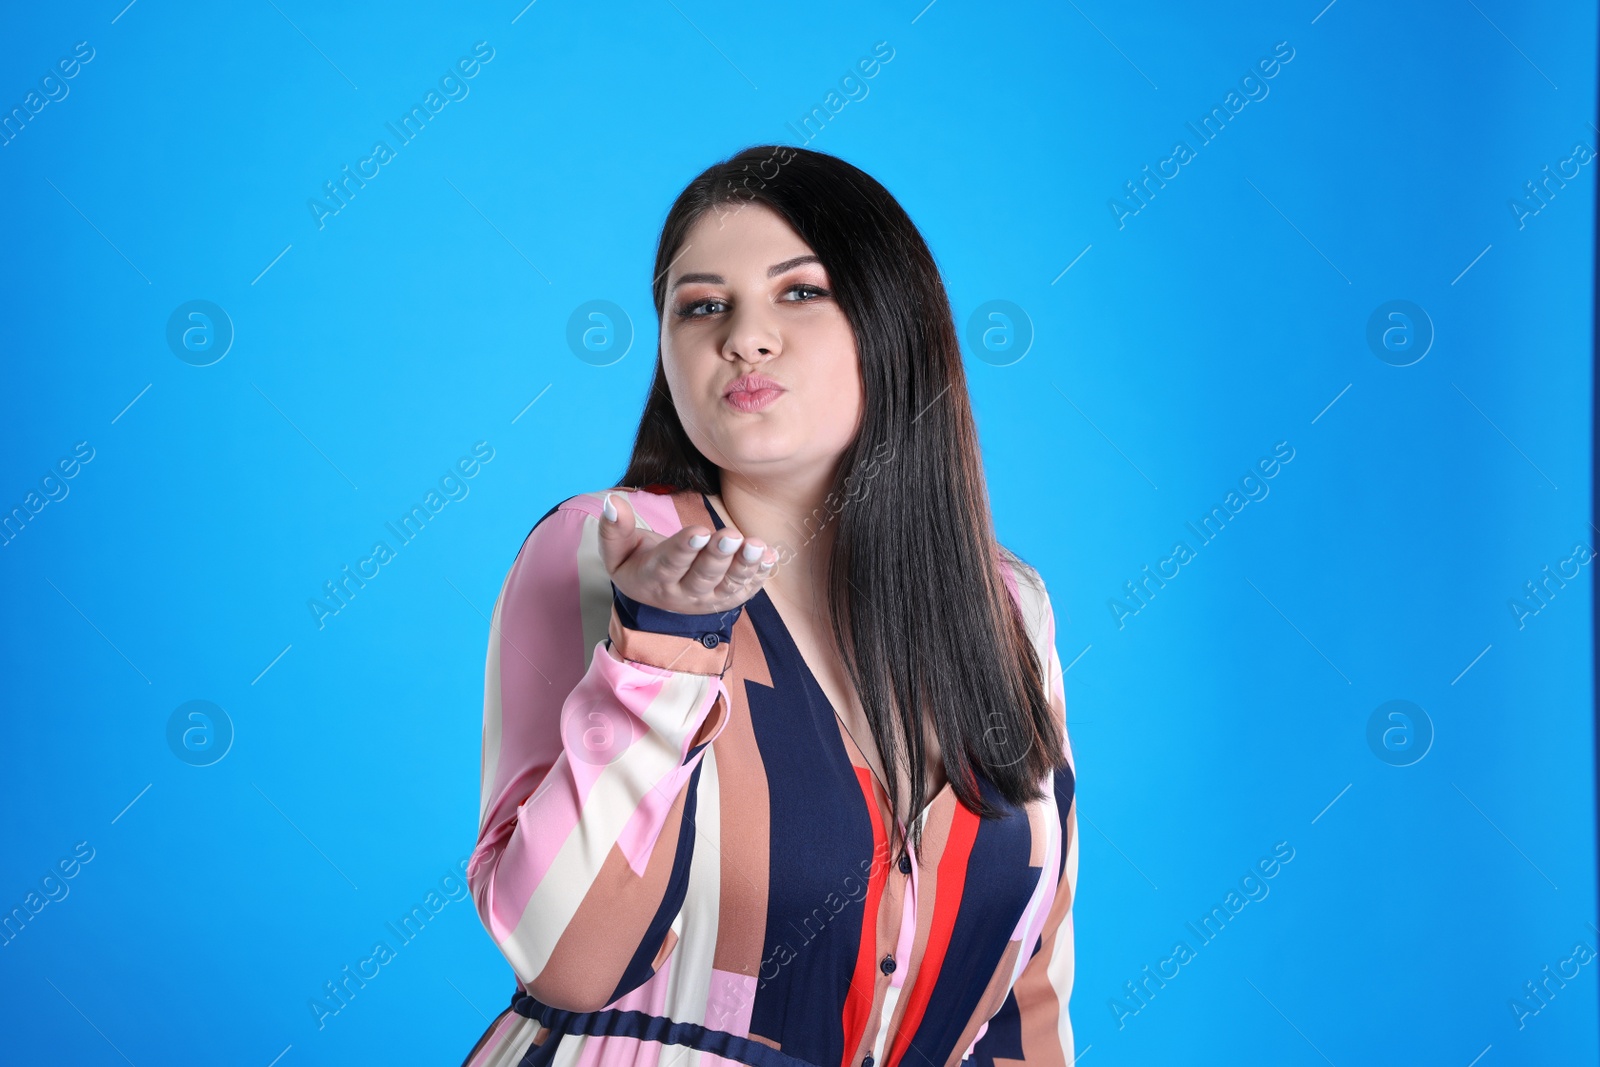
<box><xmin>968</xmin><ymin>564</ymin><xmax>1079</xmax><ymax>1064</ymax></box>
<box><xmin>467</xmin><ymin>496</ymin><xmax>739</xmax><ymax>1012</ymax></box>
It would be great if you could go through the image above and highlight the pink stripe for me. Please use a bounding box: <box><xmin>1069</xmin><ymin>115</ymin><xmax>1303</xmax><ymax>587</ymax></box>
<box><xmin>573</xmin><ymin>1035</ymin><xmax>664</xmax><ymax>1067</ymax></box>
<box><xmin>472</xmin><ymin>506</ymin><xmax>590</xmax><ymax>939</ymax></box>
<box><xmin>967</xmin><ymin>1019</ymin><xmax>990</xmax><ymax>1060</ymax></box>
<box><xmin>611</xmin><ymin>954</ymin><xmax>673</xmax><ymax>1014</ymax></box>
<box><xmin>561</xmin><ymin>488</ymin><xmax>715</xmax><ymax>878</ymax></box>
<box><xmin>990</xmin><ymin>558</ymin><xmax>1068</xmax><ymax>956</ymax></box>
<box><xmin>1014</xmin><ymin>823</ymin><xmax>1062</xmax><ymax>947</ymax></box>
<box><xmin>573</xmin><ymin>960</ymin><xmax>672</xmax><ymax>1067</ymax></box>
<box><xmin>561</xmin><ymin>487</ymin><xmax>686</xmax><ymax>538</ymax></box>
<box><xmin>704</xmin><ymin>967</ymin><xmax>757</xmax><ymax>1034</ymax></box>
<box><xmin>613</xmin><ymin>750</ymin><xmax>705</xmax><ymax>876</ymax></box>
<box><xmin>471</xmin><ymin>491</ymin><xmax>723</xmax><ymax>942</ymax></box>
<box><xmin>632</xmin><ymin>488</ymin><xmax>687</xmax><ymax>535</ymax></box>
<box><xmin>483</xmin><ymin>650</ymin><xmax>687</xmax><ymax>939</ymax></box>
<box><xmin>482</xmin><ymin>507</ymin><xmax>590</xmax><ymax>832</ymax></box>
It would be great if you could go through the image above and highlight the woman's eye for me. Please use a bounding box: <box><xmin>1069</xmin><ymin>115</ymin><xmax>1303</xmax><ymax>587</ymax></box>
<box><xmin>673</xmin><ymin>285</ymin><xmax>828</xmax><ymax>319</ymax></box>
<box><xmin>675</xmin><ymin>298</ymin><xmax>726</xmax><ymax>319</ymax></box>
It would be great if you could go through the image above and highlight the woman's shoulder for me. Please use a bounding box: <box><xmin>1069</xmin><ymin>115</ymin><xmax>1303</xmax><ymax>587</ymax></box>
<box><xmin>997</xmin><ymin>544</ymin><xmax>1049</xmax><ymax>606</ymax></box>
<box><xmin>997</xmin><ymin>544</ymin><xmax>1055</xmax><ymax>653</ymax></box>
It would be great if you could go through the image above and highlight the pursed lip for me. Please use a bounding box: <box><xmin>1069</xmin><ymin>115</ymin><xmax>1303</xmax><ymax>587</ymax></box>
<box><xmin>723</xmin><ymin>373</ymin><xmax>786</xmax><ymax>398</ymax></box>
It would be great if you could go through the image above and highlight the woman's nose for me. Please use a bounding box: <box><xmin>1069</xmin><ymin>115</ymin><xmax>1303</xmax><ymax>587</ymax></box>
<box><xmin>722</xmin><ymin>307</ymin><xmax>780</xmax><ymax>363</ymax></box>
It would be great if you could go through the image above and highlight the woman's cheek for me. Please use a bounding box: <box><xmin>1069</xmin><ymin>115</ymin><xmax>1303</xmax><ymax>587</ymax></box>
<box><xmin>660</xmin><ymin>347</ymin><xmax>699</xmax><ymax>407</ymax></box>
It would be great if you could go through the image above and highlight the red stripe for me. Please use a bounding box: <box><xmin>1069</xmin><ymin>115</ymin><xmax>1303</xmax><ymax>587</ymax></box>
<box><xmin>839</xmin><ymin>766</ymin><xmax>889</xmax><ymax>1067</ymax></box>
<box><xmin>886</xmin><ymin>803</ymin><xmax>980</xmax><ymax>1066</ymax></box>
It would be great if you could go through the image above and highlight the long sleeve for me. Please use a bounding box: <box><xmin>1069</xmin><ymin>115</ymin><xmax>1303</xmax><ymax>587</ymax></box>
<box><xmin>967</xmin><ymin>567</ymin><xmax>1079</xmax><ymax>1065</ymax></box>
<box><xmin>467</xmin><ymin>498</ymin><xmax>741</xmax><ymax>1013</ymax></box>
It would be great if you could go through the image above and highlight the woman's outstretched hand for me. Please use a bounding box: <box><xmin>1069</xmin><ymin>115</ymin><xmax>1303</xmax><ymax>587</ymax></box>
<box><xmin>598</xmin><ymin>492</ymin><xmax>778</xmax><ymax>616</ymax></box>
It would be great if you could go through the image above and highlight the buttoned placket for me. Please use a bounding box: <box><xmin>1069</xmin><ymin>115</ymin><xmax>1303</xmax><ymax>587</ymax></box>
<box><xmin>862</xmin><ymin>827</ymin><xmax>924</xmax><ymax>1067</ymax></box>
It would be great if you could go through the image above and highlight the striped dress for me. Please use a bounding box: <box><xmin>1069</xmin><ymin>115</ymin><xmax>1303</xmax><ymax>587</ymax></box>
<box><xmin>461</xmin><ymin>485</ymin><xmax>1078</xmax><ymax>1067</ymax></box>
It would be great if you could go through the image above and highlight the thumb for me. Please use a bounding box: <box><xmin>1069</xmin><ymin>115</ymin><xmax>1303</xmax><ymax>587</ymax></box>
<box><xmin>596</xmin><ymin>491</ymin><xmax>638</xmax><ymax>573</ymax></box>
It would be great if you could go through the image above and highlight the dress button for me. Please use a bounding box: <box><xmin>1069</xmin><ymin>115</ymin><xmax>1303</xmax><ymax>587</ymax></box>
<box><xmin>880</xmin><ymin>954</ymin><xmax>896</xmax><ymax>975</ymax></box>
<box><xmin>699</xmin><ymin>633</ymin><xmax>720</xmax><ymax>648</ymax></box>
<box><xmin>862</xmin><ymin>1058</ymin><xmax>875</xmax><ymax>1067</ymax></box>
<box><xmin>898</xmin><ymin>854</ymin><xmax>912</xmax><ymax>874</ymax></box>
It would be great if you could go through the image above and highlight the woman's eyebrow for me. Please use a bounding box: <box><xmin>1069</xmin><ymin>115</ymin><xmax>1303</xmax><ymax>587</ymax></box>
<box><xmin>670</xmin><ymin>255</ymin><xmax>822</xmax><ymax>290</ymax></box>
<box><xmin>766</xmin><ymin>254</ymin><xmax>821</xmax><ymax>276</ymax></box>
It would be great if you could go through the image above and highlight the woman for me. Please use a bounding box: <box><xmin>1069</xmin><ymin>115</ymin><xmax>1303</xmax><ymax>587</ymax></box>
<box><xmin>461</xmin><ymin>145</ymin><xmax>1077</xmax><ymax>1067</ymax></box>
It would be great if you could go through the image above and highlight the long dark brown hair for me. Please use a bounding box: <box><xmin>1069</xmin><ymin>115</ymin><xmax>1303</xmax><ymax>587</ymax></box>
<box><xmin>618</xmin><ymin>144</ymin><xmax>1066</xmax><ymax>860</ymax></box>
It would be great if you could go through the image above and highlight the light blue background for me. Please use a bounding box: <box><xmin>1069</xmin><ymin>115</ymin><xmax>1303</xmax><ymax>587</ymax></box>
<box><xmin>1</xmin><ymin>1</ymin><xmax>1594</xmax><ymax>1063</ymax></box>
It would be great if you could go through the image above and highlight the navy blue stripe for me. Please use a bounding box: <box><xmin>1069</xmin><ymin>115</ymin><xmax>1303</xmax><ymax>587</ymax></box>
<box><xmin>510</xmin><ymin>992</ymin><xmax>824</xmax><ymax>1067</ymax></box>
<box><xmin>966</xmin><ymin>764</ymin><xmax>1076</xmax><ymax>1066</ymax></box>
<box><xmin>606</xmin><ymin>758</ymin><xmax>704</xmax><ymax>1004</ymax></box>
<box><xmin>513</xmin><ymin>1021</ymin><xmax>562</xmax><ymax>1067</ymax></box>
<box><xmin>963</xmin><ymin>984</ymin><xmax>1024</xmax><ymax>1066</ymax></box>
<box><xmin>902</xmin><ymin>776</ymin><xmax>1040</xmax><ymax>1067</ymax></box>
<box><xmin>743</xmin><ymin>588</ymin><xmax>876</xmax><ymax>1067</ymax></box>
<box><xmin>612</xmin><ymin>583</ymin><xmax>743</xmax><ymax>645</ymax></box>
<box><xmin>1053</xmin><ymin>764</ymin><xmax>1074</xmax><ymax>879</ymax></box>
<box><xmin>700</xmin><ymin>494</ymin><xmax>725</xmax><ymax>531</ymax></box>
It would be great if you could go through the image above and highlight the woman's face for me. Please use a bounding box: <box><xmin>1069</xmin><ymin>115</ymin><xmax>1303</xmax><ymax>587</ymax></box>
<box><xmin>660</xmin><ymin>201</ymin><xmax>864</xmax><ymax>486</ymax></box>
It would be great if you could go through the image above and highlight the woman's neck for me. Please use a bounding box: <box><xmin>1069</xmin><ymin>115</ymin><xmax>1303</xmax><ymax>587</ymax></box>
<box><xmin>713</xmin><ymin>469</ymin><xmax>837</xmax><ymax>609</ymax></box>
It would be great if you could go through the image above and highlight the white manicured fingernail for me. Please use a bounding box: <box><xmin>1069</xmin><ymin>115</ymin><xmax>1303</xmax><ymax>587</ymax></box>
<box><xmin>688</xmin><ymin>532</ymin><xmax>710</xmax><ymax>549</ymax></box>
<box><xmin>717</xmin><ymin>535</ymin><xmax>742</xmax><ymax>554</ymax></box>
<box><xmin>602</xmin><ymin>493</ymin><xmax>618</xmax><ymax>522</ymax></box>
<box><xmin>759</xmin><ymin>560</ymin><xmax>773</xmax><ymax>571</ymax></box>
<box><xmin>741</xmin><ymin>542</ymin><xmax>764</xmax><ymax>562</ymax></box>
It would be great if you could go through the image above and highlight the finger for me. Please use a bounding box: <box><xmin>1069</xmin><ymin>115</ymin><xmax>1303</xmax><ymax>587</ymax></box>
<box><xmin>596</xmin><ymin>491</ymin><xmax>641</xmax><ymax>574</ymax></box>
<box><xmin>712</xmin><ymin>537</ymin><xmax>773</xmax><ymax>598</ymax></box>
<box><xmin>643</xmin><ymin>523</ymin><xmax>714</xmax><ymax>587</ymax></box>
<box><xmin>681</xmin><ymin>527</ymin><xmax>746</xmax><ymax>595</ymax></box>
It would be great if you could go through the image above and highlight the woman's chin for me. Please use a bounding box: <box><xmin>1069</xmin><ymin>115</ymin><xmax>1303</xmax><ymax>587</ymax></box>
<box><xmin>704</xmin><ymin>432</ymin><xmax>808</xmax><ymax>471</ymax></box>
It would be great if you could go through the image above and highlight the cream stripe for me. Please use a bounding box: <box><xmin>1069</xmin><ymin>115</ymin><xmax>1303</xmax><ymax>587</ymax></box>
<box><xmin>1007</xmin><ymin>561</ymin><xmax>1052</xmax><ymax>680</ymax></box>
<box><xmin>1047</xmin><ymin>641</ymin><xmax>1061</xmax><ymax>709</ymax></box>
<box><xmin>574</xmin><ymin>491</ymin><xmax>663</xmax><ymax>672</ymax></box>
<box><xmin>503</xmin><ymin>669</ymin><xmax>715</xmax><ymax>981</ymax></box>
<box><xmin>1051</xmin><ymin>801</ymin><xmax>1080</xmax><ymax>1057</ymax></box>
<box><xmin>575</xmin><ymin>511</ymin><xmax>616</xmax><ymax>672</ymax></box>
<box><xmin>667</xmin><ymin>745</ymin><xmax>721</xmax><ymax>1028</ymax></box>
<box><xmin>869</xmin><ymin>983</ymin><xmax>904</xmax><ymax>1064</ymax></box>
<box><xmin>551</xmin><ymin>1030</ymin><xmax>589</xmax><ymax>1067</ymax></box>
<box><xmin>480</xmin><ymin>587</ymin><xmax>508</xmax><ymax>831</ymax></box>
<box><xmin>1009</xmin><ymin>787</ymin><xmax>1061</xmax><ymax>980</ymax></box>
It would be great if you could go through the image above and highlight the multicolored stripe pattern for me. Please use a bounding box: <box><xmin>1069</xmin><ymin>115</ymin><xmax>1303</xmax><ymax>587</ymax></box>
<box><xmin>461</xmin><ymin>487</ymin><xmax>1078</xmax><ymax>1067</ymax></box>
